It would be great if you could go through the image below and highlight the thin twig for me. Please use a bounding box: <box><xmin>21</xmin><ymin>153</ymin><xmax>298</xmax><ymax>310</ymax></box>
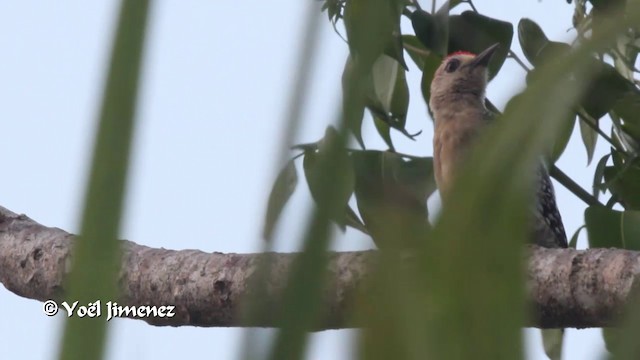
<box><xmin>550</xmin><ymin>165</ymin><xmax>602</xmax><ymax>207</ymax></box>
<box><xmin>465</xmin><ymin>0</ymin><xmax>478</xmax><ymax>12</ymax></box>
<box><xmin>403</xmin><ymin>43</ymin><xmax>431</xmax><ymax>57</ymax></box>
<box><xmin>508</xmin><ymin>50</ymin><xmax>531</xmax><ymax>72</ymax></box>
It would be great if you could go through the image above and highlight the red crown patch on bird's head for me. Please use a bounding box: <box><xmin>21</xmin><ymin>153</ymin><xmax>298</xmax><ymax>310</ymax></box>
<box><xmin>447</xmin><ymin>50</ymin><xmax>476</xmax><ymax>58</ymax></box>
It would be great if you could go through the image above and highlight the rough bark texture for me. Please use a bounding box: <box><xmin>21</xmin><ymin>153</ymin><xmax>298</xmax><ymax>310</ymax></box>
<box><xmin>1</xmin><ymin>205</ymin><xmax>639</xmax><ymax>329</ymax></box>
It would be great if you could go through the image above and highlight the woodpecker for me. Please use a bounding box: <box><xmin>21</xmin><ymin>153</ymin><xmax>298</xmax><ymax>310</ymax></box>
<box><xmin>429</xmin><ymin>44</ymin><xmax>568</xmax><ymax>248</ymax></box>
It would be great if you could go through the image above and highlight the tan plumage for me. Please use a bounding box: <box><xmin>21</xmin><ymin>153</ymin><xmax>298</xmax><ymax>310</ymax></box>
<box><xmin>430</xmin><ymin>51</ymin><xmax>492</xmax><ymax>200</ymax></box>
<box><xmin>429</xmin><ymin>44</ymin><xmax>567</xmax><ymax>248</ymax></box>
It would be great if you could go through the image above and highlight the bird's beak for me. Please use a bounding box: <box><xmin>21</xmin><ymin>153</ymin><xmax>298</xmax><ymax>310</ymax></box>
<box><xmin>469</xmin><ymin>43</ymin><xmax>500</xmax><ymax>69</ymax></box>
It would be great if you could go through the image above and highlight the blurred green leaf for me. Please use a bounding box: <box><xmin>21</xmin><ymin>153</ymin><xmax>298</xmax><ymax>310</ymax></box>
<box><xmin>503</xmin><ymin>92</ymin><xmax>574</xmax><ymax>164</ymax></box>
<box><xmin>604</xmin><ymin>166</ymin><xmax>640</xmax><ymax>210</ymax></box>
<box><xmin>541</xmin><ymin>329</ymin><xmax>564</xmax><ymax>360</ymax></box>
<box><xmin>268</xmin><ymin>81</ymin><xmax>359</xmax><ymax>360</ymax></box>
<box><xmin>602</xmin><ymin>327</ymin><xmax>621</xmax><ymax>356</ymax></box>
<box><xmin>58</xmin><ymin>1</ymin><xmax>150</xmax><ymax>359</ymax></box>
<box><xmin>373</xmin><ymin>115</ymin><xmax>395</xmax><ymax>150</ymax></box>
<box><xmin>550</xmin><ymin>113</ymin><xmax>576</xmax><ymax>163</ymax></box>
<box><xmin>581</xmin><ymin>61</ymin><xmax>635</xmax><ymax>120</ymax></box>
<box><xmin>262</xmin><ymin>159</ymin><xmax>298</xmax><ymax>241</ymax></box>
<box><xmin>603</xmin><ymin>159</ymin><xmax>640</xmax><ymax>209</ymax></box>
<box><xmin>344</xmin><ymin>0</ymin><xmax>400</xmax><ymax>69</ymax></box>
<box><xmin>303</xmin><ymin>138</ymin><xmax>355</xmax><ymax>231</ymax></box>
<box><xmin>585</xmin><ymin>206</ymin><xmax>640</xmax><ymax>249</ymax></box>
<box><xmin>578</xmin><ymin>113</ymin><xmax>598</xmax><ymax>164</ymax></box>
<box><xmin>353</xmin><ymin>151</ymin><xmax>434</xmax><ymax>249</ymax></box>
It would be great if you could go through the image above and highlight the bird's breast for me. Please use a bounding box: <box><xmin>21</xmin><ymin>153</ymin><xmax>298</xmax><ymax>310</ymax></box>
<box><xmin>433</xmin><ymin>121</ymin><xmax>483</xmax><ymax>199</ymax></box>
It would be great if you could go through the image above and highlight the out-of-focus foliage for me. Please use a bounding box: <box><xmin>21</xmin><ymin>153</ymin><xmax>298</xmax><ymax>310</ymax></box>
<box><xmin>258</xmin><ymin>0</ymin><xmax>640</xmax><ymax>359</ymax></box>
<box><xmin>57</xmin><ymin>1</ymin><xmax>150</xmax><ymax>360</ymax></box>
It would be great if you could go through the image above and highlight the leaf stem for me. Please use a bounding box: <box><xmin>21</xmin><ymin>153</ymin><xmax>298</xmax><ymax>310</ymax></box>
<box><xmin>550</xmin><ymin>165</ymin><xmax>602</xmax><ymax>207</ymax></box>
<box><xmin>404</xmin><ymin>42</ymin><xmax>431</xmax><ymax>58</ymax></box>
<box><xmin>465</xmin><ymin>0</ymin><xmax>478</xmax><ymax>12</ymax></box>
<box><xmin>508</xmin><ymin>50</ymin><xmax>531</xmax><ymax>72</ymax></box>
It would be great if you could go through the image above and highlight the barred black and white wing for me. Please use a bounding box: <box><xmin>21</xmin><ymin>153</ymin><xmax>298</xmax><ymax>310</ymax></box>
<box><xmin>532</xmin><ymin>166</ymin><xmax>568</xmax><ymax>248</ymax></box>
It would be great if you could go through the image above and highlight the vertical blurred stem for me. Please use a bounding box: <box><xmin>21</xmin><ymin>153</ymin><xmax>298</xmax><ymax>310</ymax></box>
<box><xmin>241</xmin><ymin>2</ymin><xmax>322</xmax><ymax>359</ymax></box>
<box><xmin>264</xmin><ymin>0</ymin><xmax>372</xmax><ymax>356</ymax></box>
<box><xmin>57</xmin><ymin>1</ymin><xmax>150</xmax><ymax>360</ymax></box>
<box><xmin>276</xmin><ymin>1</ymin><xmax>323</xmax><ymax>163</ymax></box>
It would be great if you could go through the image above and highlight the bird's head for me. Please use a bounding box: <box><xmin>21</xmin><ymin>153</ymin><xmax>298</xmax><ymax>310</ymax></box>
<box><xmin>429</xmin><ymin>43</ymin><xmax>499</xmax><ymax>114</ymax></box>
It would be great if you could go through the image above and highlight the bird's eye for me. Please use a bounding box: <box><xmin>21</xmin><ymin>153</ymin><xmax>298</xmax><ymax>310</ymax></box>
<box><xmin>444</xmin><ymin>58</ymin><xmax>460</xmax><ymax>73</ymax></box>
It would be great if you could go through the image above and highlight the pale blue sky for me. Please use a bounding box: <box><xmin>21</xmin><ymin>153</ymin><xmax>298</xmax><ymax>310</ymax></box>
<box><xmin>0</xmin><ymin>1</ymin><xmax>609</xmax><ymax>359</ymax></box>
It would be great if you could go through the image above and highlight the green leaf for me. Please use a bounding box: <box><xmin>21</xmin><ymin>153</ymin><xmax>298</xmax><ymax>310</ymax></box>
<box><xmin>592</xmin><ymin>154</ymin><xmax>610</xmax><ymax>197</ymax></box>
<box><xmin>373</xmin><ymin>115</ymin><xmax>395</xmax><ymax>150</ymax></box>
<box><xmin>568</xmin><ymin>225</ymin><xmax>585</xmax><ymax>249</ymax></box>
<box><xmin>341</xmin><ymin>56</ymin><xmax>367</xmax><ymax>148</ymax></box>
<box><xmin>578</xmin><ymin>113</ymin><xmax>598</xmax><ymax>164</ymax></box>
<box><xmin>411</xmin><ymin>10</ymin><xmax>448</xmax><ymax>56</ymax></box>
<box><xmin>518</xmin><ymin>18</ymin><xmax>547</xmax><ymax>65</ymax></box>
<box><xmin>262</xmin><ymin>159</ymin><xmax>298</xmax><ymax>241</ymax></box>
<box><xmin>374</xmin><ymin>55</ymin><xmax>411</xmax><ymax>135</ymax></box>
<box><xmin>352</xmin><ymin>151</ymin><xmax>435</xmax><ymax>249</ymax></box>
<box><xmin>303</xmin><ymin>133</ymin><xmax>355</xmax><ymax>230</ymax></box>
<box><xmin>541</xmin><ymin>329</ymin><xmax>564</xmax><ymax>360</ymax></box>
<box><xmin>603</xmin><ymin>162</ymin><xmax>640</xmax><ymax>209</ymax></box>
<box><xmin>413</xmin><ymin>10</ymin><xmax>513</xmax><ymax>79</ymax></box>
<box><xmin>448</xmin><ymin>11</ymin><xmax>513</xmax><ymax>80</ymax></box>
<box><xmin>342</xmin><ymin>0</ymin><xmax>404</xmax><ymax>149</ymax></box>
<box><xmin>372</xmin><ymin>55</ymin><xmax>407</xmax><ymax>119</ymax></box>
<box><xmin>549</xmin><ymin>113</ymin><xmax>576</xmax><ymax>163</ymax></box>
<box><xmin>581</xmin><ymin>61</ymin><xmax>635</xmax><ymax>120</ymax></box>
<box><xmin>613</xmin><ymin>92</ymin><xmax>640</xmax><ymax>141</ymax></box>
<box><xmin>344</xmin><ymin>0</ymin><xmax>399</xmax><ymax>69</ymax></box>
<box><xmin>518</xmin><ymin>19</ymin><xmax>572</xmax><ymax>69</ymax></box>
<box><xmin>352</xmin><ymin>53</ymin><xmax>414</xmax><ymax>142</ymax></box>
<box><xmin>585</xmin><ymin>206</ymin><xmax>640</xmax><ymax>249</ymax></box>
<box><xmin>345</xmin><ymin>205</ymin><xmax>369</xmax><ymax>234</ymax></box>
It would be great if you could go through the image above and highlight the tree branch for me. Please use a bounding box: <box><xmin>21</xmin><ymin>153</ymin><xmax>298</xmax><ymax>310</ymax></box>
<box><xmin>0</xmin><ymin>205</ymin><xmax>637</xmax><ymax>329</ymax></box>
